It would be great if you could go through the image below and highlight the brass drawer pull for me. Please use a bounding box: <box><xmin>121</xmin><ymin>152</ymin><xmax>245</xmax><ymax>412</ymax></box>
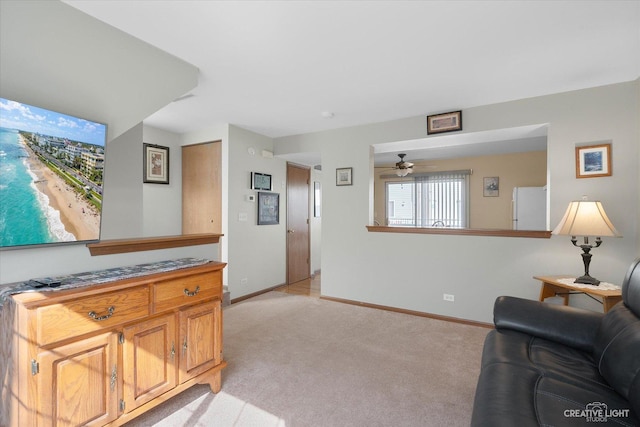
<box><xmin>183</xmin><ymin>286</ymin><xmax>200</xmax><ymax>297</ymax></box>
<box><xmin>88</xmin><ymin>306</ymin><xmax>115</xmax><ymax>321</ymax></box>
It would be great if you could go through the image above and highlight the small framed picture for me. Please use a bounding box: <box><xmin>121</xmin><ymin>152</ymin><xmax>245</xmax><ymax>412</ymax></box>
<box><xmin>576</xmin><ymin>143</ymin><xmax>612</xmax><ymax>178</ymax></box>
<box><xmin>143</xmin><ymin>143</ymin><xmax>170</xmax><ymax>184</ymax></box>
<box><xmin>483</xmin><ymin>177</ymin><xmax>499</xmax><ymax>197</ymax></box>
<box><xmin>251</xmin><ymin>172</ymin><xmax>272</xmax><ymax>190</ymax></box>
<box><xmin>336</xmin><ymin>167</ymin><xmax>353</xmax><ymax>186</ymax></box>
<box><xmin>427</xmin><ymin>110</ymin><xmax>462</xmax><ymax>134</ymax></box>
<box><xmin>257</xmin><ymin>191</ymin><xmax>279</xmax><ymax>225</ymax></box>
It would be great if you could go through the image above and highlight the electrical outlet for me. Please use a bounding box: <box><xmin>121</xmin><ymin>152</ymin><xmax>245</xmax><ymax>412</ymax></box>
<box><xmin>240</xmin><ymin>278</ymin><xmax>248</xmax><ymax>285</ymax></box>
<box><xmin>443</xmin><ymin>293</ymin><xmax>455</xmax><ymax>302</ymax></box>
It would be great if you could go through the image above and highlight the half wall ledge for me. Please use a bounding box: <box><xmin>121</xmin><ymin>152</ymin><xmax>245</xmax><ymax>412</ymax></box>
<box><xmin>87</xmin><ymin>233</ymin><xmax>223</xmax><ymax>256</ymax></box>
<box><xmin>366</xmin><ymin>225</ymin><xmax>551</xmax><ymax>239</ymax></box>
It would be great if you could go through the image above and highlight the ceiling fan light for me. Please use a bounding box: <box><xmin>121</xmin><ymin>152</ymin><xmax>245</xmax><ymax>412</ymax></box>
<box><xmin>392</xmin><ymin>153</ymin><xmax>414</xmax><ymax>177</ymax></box>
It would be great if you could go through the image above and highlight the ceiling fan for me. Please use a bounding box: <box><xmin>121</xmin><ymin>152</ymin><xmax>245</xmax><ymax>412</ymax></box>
<box><xmin>377</xmin><ymin>153</ymin><xmax>437</xmax><ymax>177</ymax></box>
<box><xmin>393</xmin><ymin>153</ymin><xmax>414</xmax><ymax>177</ymax></box>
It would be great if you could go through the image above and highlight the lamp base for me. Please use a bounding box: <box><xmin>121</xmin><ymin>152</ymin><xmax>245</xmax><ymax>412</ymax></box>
<box><xmin>574</xmin><ymin>274</ymin><xmax>601</xmax><ymax>286</ymax></box>
<box><xmin>573</xmin><ymin>241</ymin><xmax>602</xmax><ymax>286</ymax></box>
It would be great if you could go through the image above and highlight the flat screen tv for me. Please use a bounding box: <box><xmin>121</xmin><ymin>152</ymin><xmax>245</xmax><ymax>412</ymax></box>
<box><xmin>0</xmin><ymin>97</ymin><xmax>107</xmax><ymax>250</ymax></box>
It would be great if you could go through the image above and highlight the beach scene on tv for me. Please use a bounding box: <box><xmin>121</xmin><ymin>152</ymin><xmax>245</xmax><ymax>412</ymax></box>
<box><xmin>0</xmin><ymin>98</ymin><xmax>107</xmax><ymax>248</ymax></box>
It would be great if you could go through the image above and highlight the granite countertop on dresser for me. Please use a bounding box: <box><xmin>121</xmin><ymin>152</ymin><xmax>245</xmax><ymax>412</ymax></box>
<box><xmin>0</xmin><ymin>257</ymin><xmax>213</xmax><ymax>311</ymax></box>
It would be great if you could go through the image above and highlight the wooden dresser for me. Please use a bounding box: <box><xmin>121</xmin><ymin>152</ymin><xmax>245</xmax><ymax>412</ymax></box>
<box><xmin>0</xmin><ymin>261</ymin><xmax>227</xmax><ymax>427</ymax></box>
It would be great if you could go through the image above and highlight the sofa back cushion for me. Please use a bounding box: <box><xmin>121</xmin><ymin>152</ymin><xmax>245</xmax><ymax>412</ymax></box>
<box><xmin>623</xmin><ymin>258</ymin><xmax>640</xmax><ymax>317</ymax></box>
<box><xmin>594</xmin><ymin>258</ymin><xmax>640</xmax><ymax>416</ymax></box>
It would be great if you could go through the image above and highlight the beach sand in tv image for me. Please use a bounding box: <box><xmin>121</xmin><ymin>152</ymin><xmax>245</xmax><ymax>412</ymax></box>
<box><xmin>0</xmin><ymin>98</ymin><xmax>107</xmax><ymax>248</ymax></box>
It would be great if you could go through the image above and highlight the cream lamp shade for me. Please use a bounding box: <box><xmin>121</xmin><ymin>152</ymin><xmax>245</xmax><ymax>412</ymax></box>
<box><xmin>552</xmin><ymin>200</ymin><xmax>620</xmax><ymax>237</ymax></box>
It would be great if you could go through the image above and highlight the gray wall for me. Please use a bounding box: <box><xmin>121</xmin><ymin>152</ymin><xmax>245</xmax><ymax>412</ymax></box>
<box><xmin>227</xmin><ymin>125</ymin><xmax>287</xmax><ymax>295</ymax></box>
<box><xmin>276</xmin><ymin>80</ymin><xmax>639</xmax><ymax>322</ymax></box>
<box><xmin>101</xmin><ymin>124</ymin><xmax>144</xmax><ymax>239</ymax></box>
<box><xmin>310</xmin><ymin>168</ymin><xmax>322</xmax><ymax>275</ymax></box>
<box><xmin>637</xmin><ymin>81</ymin><xmax>640</xmax><ymax>253</ymax></box>
<box><xmin>142</xmin><ymin>125</ymin><xmax>184</xmax><ymax>237</ymax></box>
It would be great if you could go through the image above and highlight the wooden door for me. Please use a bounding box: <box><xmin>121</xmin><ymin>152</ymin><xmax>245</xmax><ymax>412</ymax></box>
<box><xmin>122</xmin><ymin>314</ymin><xmax>177</xmax><ymax>412</ymax></box>
<box><xmin>179</xmin><ymin>300</ymin><xmax>221</xmax><ymax>385</ymax></box>
<box><xmin>37</xmin><ymin>331</ymin><xmax>118</xmax><ymax>426</ymax></box>
<box><xmin>182</xmin><ymin>141</ymin><xmax>222</xmax><ymax>233</ymax></box>
<box><xmin>286</xmin><ymin>163</ymin><xmax>310</xmax><ymax>284</ymax></box>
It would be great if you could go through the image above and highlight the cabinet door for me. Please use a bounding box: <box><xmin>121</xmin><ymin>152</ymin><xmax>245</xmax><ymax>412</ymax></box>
<box><xmin>179</xmin><ymin>300</ymin><xmax>222</xmax><ymax>383</ymax></box>
<box><xmin>122</xmin><ymin>313</ymin><xmax>177</xmax><ymax>412</ymax></box>
<box><xmin>37</xmin><ymin>331</ymin><xmax>118</xmax><ymax>427</ymax></box>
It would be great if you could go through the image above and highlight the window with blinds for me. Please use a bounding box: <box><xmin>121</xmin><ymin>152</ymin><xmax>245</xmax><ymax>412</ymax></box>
<box><xmin>385</xmin><ymin>170</ymin><xmax>470</xmax><ymax>228</ymax></box>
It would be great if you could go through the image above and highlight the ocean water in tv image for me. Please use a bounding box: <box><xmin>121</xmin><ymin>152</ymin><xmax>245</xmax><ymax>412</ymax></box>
<box><xmin>0</xmin><ymin>127</ymin><xmax>59</xmax><ymax>246</ymax></box>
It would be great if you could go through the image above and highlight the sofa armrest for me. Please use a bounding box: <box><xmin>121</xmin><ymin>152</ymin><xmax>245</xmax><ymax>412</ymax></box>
<box><xmin>494</xmin><ymin>296</ymin><xmax>604</xmax><ymax>352</ymax></box>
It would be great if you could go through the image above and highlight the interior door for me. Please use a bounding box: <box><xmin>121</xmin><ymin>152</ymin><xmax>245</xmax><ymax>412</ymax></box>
<box><xmin>182</xmin><ymin>141</ymin><xmax>222</xmax><ymax>233</ymax></box>
<box><xmin>286</xmin><ymin>163</ymin><xmax>310</xmax><ymax>284</ymax></box>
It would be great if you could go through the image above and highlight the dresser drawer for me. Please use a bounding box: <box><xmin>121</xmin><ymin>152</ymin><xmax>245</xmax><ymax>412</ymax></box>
<box><xmin>37</xmin><ymin>286</ymin><xmax>150</xmax><ymax>346</ymax></box>
<box><xmin>153</xmin><ymin>271</ymin><xmax>221</xmax><ymax>313</ymax></box>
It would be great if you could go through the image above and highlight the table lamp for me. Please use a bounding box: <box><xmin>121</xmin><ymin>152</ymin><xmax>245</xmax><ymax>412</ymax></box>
<box><xmin>552</xmin><ymin>198</ymin><xmax>621</xmax><ymax>285</ymax></box>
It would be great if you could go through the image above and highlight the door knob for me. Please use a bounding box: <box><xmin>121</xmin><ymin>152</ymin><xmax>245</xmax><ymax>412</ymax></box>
<box><xmin>287</xmin><ymin>229</ymin><xmax>295</xmax><ymax>233</ymax></box>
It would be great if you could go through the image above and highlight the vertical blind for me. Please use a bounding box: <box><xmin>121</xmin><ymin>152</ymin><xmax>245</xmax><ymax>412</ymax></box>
<box><xmin>386</xmin><ymin>170</ymin><xmax>470</xmax><ymax>227</ymax></box>
<box><xmin>415</xmin><ymin>171</ymin><xmax>469</xmax><ymax>228</ymax></box>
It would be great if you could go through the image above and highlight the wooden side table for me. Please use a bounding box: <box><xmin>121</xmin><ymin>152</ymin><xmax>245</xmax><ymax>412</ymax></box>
<box><xmin>533</xmin><ymin>275</ymin><xmax>623</xmax><ymax>313</ymax></box>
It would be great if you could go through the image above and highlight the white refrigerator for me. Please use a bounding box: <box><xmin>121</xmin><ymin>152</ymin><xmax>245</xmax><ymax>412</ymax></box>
<box><xmin>512</xmin><ymin>186</ymin><xmax>546</xmax><ymax>230</ymax></box>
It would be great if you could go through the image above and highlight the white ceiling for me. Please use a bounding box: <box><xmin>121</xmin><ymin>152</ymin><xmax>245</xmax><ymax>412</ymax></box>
<box><xmin>64</xmin><ymin>1</ymin><xmax>639</xmax><ymax>158</ymax></box>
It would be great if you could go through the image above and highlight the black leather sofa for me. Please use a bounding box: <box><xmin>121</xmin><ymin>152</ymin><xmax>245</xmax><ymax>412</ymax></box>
<box><xmin>471</xmin><ymin>258</ymin><xmax>640</xmax><ymax>426</ymax></box>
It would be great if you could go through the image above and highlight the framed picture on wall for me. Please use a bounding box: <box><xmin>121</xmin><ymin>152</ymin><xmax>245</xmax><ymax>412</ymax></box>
<box><xmin>427</xmin><ymin>110</ymin><xmax>462</xmax><ymax>134</ymax></box>
<box><xmin>257</xmin><ymin>191</ymin><xmax>279</xmax><ymax>225</ymax></box>
<box><xmin>483</xmin><ymin>177</ymin><xmax>499</xmax><ymax>197</ymax></box>
<box><xmin>576</xmin><ymin>143</ymin><xmax>612</xmax><ymax>178</ymax></box>
<box><xmin>336</xmin><ymin>167</ymin><xmax>353</xmax><ymax>186</ymax></box>
<box><xmin>251</xmin><ymin>172</ymin><xmax>272</xmax><ymax>190</ymax></box>
<box><xmin>143</xmin><ymin>143</ymin><xmax>170</xmax><ymax>184</ymax></box>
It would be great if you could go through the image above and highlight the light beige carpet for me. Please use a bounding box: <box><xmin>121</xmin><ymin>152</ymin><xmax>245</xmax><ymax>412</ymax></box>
<box><xmin>125</xmin><ymin>292</ymin><xmax>490</xmax><ymax>426</ymax></box>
